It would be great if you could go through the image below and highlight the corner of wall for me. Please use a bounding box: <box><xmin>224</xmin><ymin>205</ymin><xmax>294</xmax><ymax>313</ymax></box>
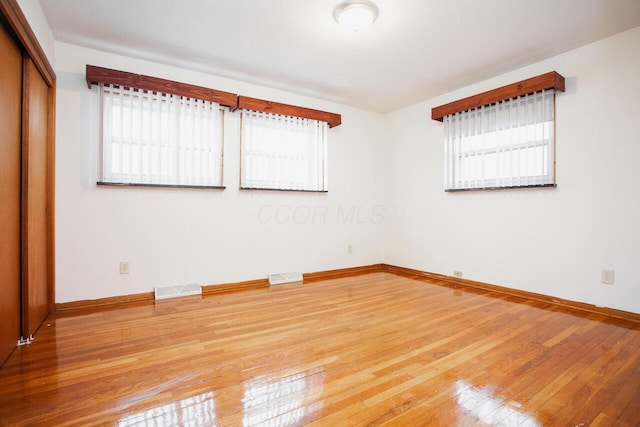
<box><xmin>16</xmin><ymin>0</ymin><xmax>55</xmax><ymax>66</ymax></box>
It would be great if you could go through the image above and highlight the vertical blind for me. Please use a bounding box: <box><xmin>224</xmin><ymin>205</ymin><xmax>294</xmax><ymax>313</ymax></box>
<box><xmin>443</xmin><ymin>89</ymin><xmax>556</xmax><ymax>191</ymax></box>
<box><xmin>101</xmin><ymin>84</ymin><xmax>223</xmax><ymax>187</ymax></box>
<box><xmin>241</xmin><ymin>110</ymin><xmax>328</xmax><ymax>191</ymax></box>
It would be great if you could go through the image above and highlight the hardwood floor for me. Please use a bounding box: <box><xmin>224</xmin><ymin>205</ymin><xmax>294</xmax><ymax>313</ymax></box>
<box><xmin>1</xmin><ymin>272</ymin><xmax>638</xmax><ymax>426</ymax></box>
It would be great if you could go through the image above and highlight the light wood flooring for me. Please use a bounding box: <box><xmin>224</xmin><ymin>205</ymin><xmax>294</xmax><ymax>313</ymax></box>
<box><xmin>1</xmin><ymin>272</ymin><xmax>639</xmax><ymax>426</ymax></box>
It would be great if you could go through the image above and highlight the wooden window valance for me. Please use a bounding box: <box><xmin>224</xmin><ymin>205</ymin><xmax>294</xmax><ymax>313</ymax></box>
<box><xmin>237</xmin><ymin>96</ymin><xmax>341</xmax><ymax>128</ymax></box>
<box><xmin>85</xmin><ymin>65</ymin><xmax>238</xmax><ymax>108</ymax></box>
<box><xmin>86</xmin><ymin>65</ymin><xmax>342</xmax><ymax>127</ymax></box>
<box><xmin>431</xmin><ymin>71</ymin><xmax>565</xmax><ymax>122</ymax></box>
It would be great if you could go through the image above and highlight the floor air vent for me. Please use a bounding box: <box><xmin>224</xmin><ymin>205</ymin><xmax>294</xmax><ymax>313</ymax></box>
<box><xmin>155</xmin><ymin>284</ymin><xmax>202</xmax><ymax>300</ymax></box>
<box><xmin>268</xmin><ymin>271</ymin><xmax>303</xmax><ymax>285</ymax></box>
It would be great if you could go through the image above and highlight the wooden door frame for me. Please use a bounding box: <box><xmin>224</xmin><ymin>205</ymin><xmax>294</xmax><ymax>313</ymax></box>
<box><xmin>0</xmin><ymin>16</ymin><xmax>23</xmax><ymax>366</ymax></box>
<box><xmin>0</xmin><ymin>0</ymin><xmax>56</xmax><ymax>324</ymax></box>
<box><xmin>0</xmin><ymin>0</ymin><xmax>54</xmax><ymax>85</ymax></box>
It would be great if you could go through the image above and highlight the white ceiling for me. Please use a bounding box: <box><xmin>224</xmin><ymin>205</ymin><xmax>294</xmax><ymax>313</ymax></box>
<box><xmin>39</xmin><ymin>0</ymin><xmax>640</xmax><ymax>113</ymax></box>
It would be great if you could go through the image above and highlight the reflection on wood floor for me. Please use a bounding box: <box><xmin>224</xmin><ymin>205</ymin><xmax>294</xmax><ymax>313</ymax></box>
<box><xmin>1</xmin><ymin>272</ymin><xmax>639</xmax><ymax>426</ymax></box>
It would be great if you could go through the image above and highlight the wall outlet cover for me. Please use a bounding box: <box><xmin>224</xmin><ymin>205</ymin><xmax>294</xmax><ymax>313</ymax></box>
<box><xmin>601</xmin><ymin>269</ymin><xmax>614</xmax><ymax>285</ymax></box>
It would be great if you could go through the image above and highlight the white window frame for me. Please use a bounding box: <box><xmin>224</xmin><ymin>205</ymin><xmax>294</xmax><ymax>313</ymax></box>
<box><xmin>99</xmin><ymin>83</ymin><xmax>224</xmax><ymax>188</ymax></box>
<box><xmin>240</xmin><ymin>110</ymin><xmax>329</xmax><ymax>192</ymax></box>
<box><xmin>443</xmin><ymin>89</ymin><xmax>556</xmax><ymax>191</ymax></box>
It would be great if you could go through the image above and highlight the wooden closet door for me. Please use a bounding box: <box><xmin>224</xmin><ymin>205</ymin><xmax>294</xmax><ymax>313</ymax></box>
<box><xmin>0</xmin><ymin>22</ymin><xmax>23</xmax><ymax>364</ymax></box>
<box><xmin>21</xmin><ymin>57</ymin><xmax>50</xmax><ymax>337</ymax></box>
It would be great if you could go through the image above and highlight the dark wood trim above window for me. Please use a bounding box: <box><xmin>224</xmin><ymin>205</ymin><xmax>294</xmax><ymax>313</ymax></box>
<box><xmin>237</xmin><ymin>96</ymin><xmax>342</xmax><ymax>128</ymax></box>
<box><xmin>0</xmin><ymin>0</ymin><xmax>55</xmax><ymax>86</ymax></box>
<box><xmin>431</xmin><ymin>71</ymin><xmax>565</xmax><ymax>122</ymax></box>
<box><xmin>86</xmin><ymin>65</ymin><xmax>238</xmax><ymax>108</ymax></box>
<box><xmin>86</xmin><ymin>65</ymin><xmax>342</xmax><ymax>128</ymax></box>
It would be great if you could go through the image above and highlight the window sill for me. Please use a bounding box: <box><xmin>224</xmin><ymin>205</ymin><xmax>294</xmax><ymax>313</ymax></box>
<box><xmin>445</xmin><ymin>183</ymin><xmax>556</xmax><ymax>192</ymax></box>
<box><xmin>97</xmin><ymin>182</ymin><xmax>226</xmax><ymax>190</ymax></box>
<box><xmin>240</xmin><ymin>187</ymin><xmax>328</xmax><ymax>193</ymax></box>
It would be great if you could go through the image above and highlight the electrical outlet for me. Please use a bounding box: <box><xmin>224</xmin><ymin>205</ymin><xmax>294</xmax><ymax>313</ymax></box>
<box><xmin>601</xmin><ymin>269</ymin><xmax>614</xmax><ymax>285</ymax></box>
<box><xmin>119</xmin><ymin>261</ymin><xmax>129</xmax><ymax>275</ymax></box>
<box><xmin>347</xmin><ymin>244</ymin><xmax>353</xmax><ymax>254</ymax></box>
<box><xmin>453</xmin><ymin>270</ymin><xmax>463</xmax><ymax>278</ymax></box>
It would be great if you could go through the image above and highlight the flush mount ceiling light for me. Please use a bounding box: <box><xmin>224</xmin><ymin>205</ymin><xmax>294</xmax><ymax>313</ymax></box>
<box><xmin>333</xmin><ymin>1</ymin><xmax>379</xmax><ymax>32</ymax></box>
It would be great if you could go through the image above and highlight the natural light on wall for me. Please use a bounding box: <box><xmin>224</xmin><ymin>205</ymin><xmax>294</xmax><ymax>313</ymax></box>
<box><xmin>443</xmin><ymin>89</ymin><xmax>556</xmax><ymax>191</ymax></box>
<box><xmin>240</xmin><ymin>110</ymin><xmax>328</xmax><ymax>192</ymax></box>
<box><xmin>100</xmin><ymin>84</ymin><xmax>224</xmax><ymax>187</ymax></box>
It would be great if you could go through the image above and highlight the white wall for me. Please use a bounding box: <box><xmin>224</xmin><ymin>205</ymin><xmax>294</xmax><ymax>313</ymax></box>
<box><xmin>48</xmin><ymin>21</ymin><xmax>640</xmax><ymax>313</ymax></box>
<box><xmin>17</xmin><ymin>0</ymin><xmax>55</xmax><ymax>65</ymax></box>
<box><xmin>384</xmin><ymin>27</ymin><xmax>640</xmax><ymax>314</ymax></box>
<box><xmin>54</xmin><ymin>43</ymin><xmax>386</xmax><ymax>302</ymax></box>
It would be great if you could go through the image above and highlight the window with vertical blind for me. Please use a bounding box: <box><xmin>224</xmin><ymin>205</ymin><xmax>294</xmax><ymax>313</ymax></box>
<box><xmin>433</xmin><ymin>71</ymin><xmax>565</xmax><ymax>192</ymax></box>
<box><xmin>99</xmin><ymin>83</ymin><xmax>224</xmax><ymax>188</ymax></box>
<box><xmin>87</xmin><ymin>66</ymin><xmax>341</xmax><ymax>191</ymax></box>
<box><xmin>240</xmin><ymin>110</ymin><xmax>329</xmax><ymax>192</ymax></box>
<box><xmin>443</xmin><ymin>89</ymin><xmax>556</xmax><ymax>191</ymax></box>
